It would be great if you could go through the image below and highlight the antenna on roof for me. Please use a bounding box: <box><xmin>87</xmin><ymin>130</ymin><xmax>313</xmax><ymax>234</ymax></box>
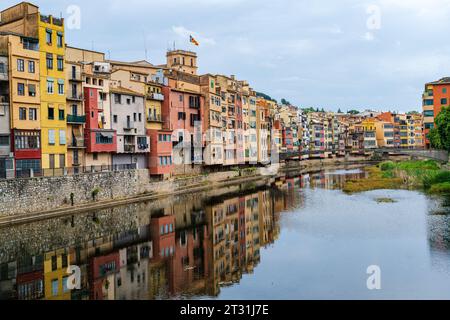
<box><xmin>142</xmin><ymin>29</ymin><xmax>148</xmax><ymax>61</ymax></box>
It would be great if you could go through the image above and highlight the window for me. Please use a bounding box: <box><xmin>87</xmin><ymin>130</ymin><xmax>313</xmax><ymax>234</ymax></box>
<box><xmin>48</xmin><ymin>129</ymin><xmax>55</xmax><ymax>145</ymax></box>
<box><xmin>424</xmin><ymin>99</ymin><xmax>434</xmax><ymax>106</ymax></box>
<box><xmin>57</xmin><ymin>33</ymin><xmax>63</xmax><ymax>47</ymax></box>
<box><xmin>45</xmin><ymin>28</ymin><xmax>53</xmax><ymax>43</ymax></box>
<box><xmin>47</xmin><ymin>80</ymin><xmax>54</xmax><ymax>94</ymax></box>
<box><xmin>19</xmin><ymin>107</ymin><xmax>27</xmax><ymax>120</ymax></box>
<box><xmin>14</xmin><ymin>131</ymin><xmax>40</xmax><ymax>150</ymax></box>
<box><xmin>58</xmin><ymin>82</ymin><xmax>64</xmax><ymax>95</ymax></box>
<box><xmin>57</xmin><ymin>56</ymin><xmax>64</xmax><ymax>71</ymax></box>
<box><xmin>95</xmin><ymin>132</ymin><xmax>114</xmax><ymax>144</ymax></box>
<box><xmin>423</xmin><ymin>110</ymin><xmax>434</xmax><ymax>117</ymax></box>
<box><xmin>189</xmin><ymin>96</ymin><xmax>200</xmax><ymax>108</ymax></box>
<box><xmin>0</xmin><ymin>135</ymin><xmax>9</xmax><ymax>146</ymax></box>
<box><xmin>126</xmin><ymin>98</ymin><xmax>131</xmax><ymax>105</ymax></box>
<box><xmin>0</xmin><ymin>63</ymin><xmax>4</xmax><ymax>73</ymax></box>
<box><xmin>441</xmin><ymin>98</ymin><xmax>448</xmax><ymax>105</ymax></box>
<box><xmin>62</xmin><ymin>277</ymin><xmax>69</xmax><ymax>293</ymax></box>
<box><xmin>444</xmin><ymin>88</ymin><xmax>447</xmax><ymax>94</ymax></box>
<box><xmin>138</xmin><ymin>113</ymin><xmax>142</xmax><ymax>122</ymax></box>
<box><xmin>179</xmin><ymin>94</ymin><xmax>183</xmax><ymax>102</ymax></box>
<box><xmin>17</xmin><ymin>59</ymin><xmax>24</xmax><ymax>72</ymax></box>
<box><xmin>51</xmin><ymin>280</ymin><xmax>58</xmax><ymax>297</ymax></box>
<box><xmin>58</xmin><ymin>109</ymin><xmax>65</xmax><ymax>121</ymax></box>
<box><xmin>114</xmin><ymin>94</ymin><xmax>122</xmax><ymax>104</ymax></box>
<box><xmin>48</xmin><ymin>106</ymin><xmax>54</xmax><ymax>120</ymax></box>
<box><xmin>133</xmin><ymin>113</ymin><xmax>137</xmax><ymax>122</ymax></box>
<box><xmin>29</xmin><ymin>108</ymin><xmax>37</xmax><ymax>121</ymax></box>
<box><xmin>113</xmin><ymin>115</ymin><xmax>118</xmax><ymax>123</ymax></box>
<box><xmin>46</xmin><ymin>53</ymin><xmax>53</xmax><ymax>70</ymax></box>
<box><xmin>59</xmin><ymin>154</ymin><xmax>65</xmax><ymax>168</ymax></box>
<box><xmin>178</xmin><ymin>112</ymin><xmax>186</xmax><ymax>120</ymax></box>
<box><xmin>425</xmin><ymin>123</ymin><xmax>434</xmax><ymax>130</ymax></box>
<box><xmin>18</xmin><ymin>83</ymin><xmax>25</xmax><ymax>96</ymax></box>
<box><xmin>93</xmin><ymin>153</ymin><xmax>98</xmax><ymax>161</ymax></box>
<box><xmin>28</xmin><ymin>61</ymin><xmax>35</xmax><ymax>73</ymax></box>
<box><xmin>28</xmin><ymin>84</ymin><xmax>36</xmax><ymax>97</ymax></box>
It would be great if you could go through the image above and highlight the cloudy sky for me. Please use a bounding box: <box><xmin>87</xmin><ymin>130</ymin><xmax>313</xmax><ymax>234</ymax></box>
<box><xmin>2</xmin><ymin>0</ymin><xmax>450</xmax><ymax>112</ymax></box>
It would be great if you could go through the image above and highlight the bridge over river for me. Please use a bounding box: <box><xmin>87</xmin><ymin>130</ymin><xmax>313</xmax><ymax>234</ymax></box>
<box><xmin>279</xmin><ymin>148</ymin><xmax>449</xmax><ymax>163</ymax></box>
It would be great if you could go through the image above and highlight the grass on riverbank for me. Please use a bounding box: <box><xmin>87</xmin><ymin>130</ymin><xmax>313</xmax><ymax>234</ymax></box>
<box><xmin>343</xmin><ymin>166</ymin><xmax>403</xmax><ymax>193</ymax></box>
<box><xmin>343</xmin><ymin>160</ymin><xmax>450</xmax><ymax>194</ymax></box>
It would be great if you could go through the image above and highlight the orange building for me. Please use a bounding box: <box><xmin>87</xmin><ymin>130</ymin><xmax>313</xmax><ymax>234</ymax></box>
<box><xmin>422</xmin><ymin>78</ymin><xmax>450</xmax><ymax>148</ymax></box>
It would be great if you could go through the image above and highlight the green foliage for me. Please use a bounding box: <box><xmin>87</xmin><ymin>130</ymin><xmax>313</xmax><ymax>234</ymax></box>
<box><xmin>256</xmin><ymin>92</ymin><xmax>277</xmax><ymax>103</ymax></box>
<box><xmin>379</xmin><ymin>161</ymin><xmax>396</xmax><ymax>171</ymax></box>
<box><xmin>430</xmin><ymin>106</ymin><xmax>450</xmax><ymax>151</ymax></box>
<box><xmin>92</xmin><ymin>187</ymin><xmax>101</xmax><ymax>201</ymax></box>
<box><xmin>302</xmin><ymin>107</ymin><xmax>316</xmax><ymax>114</ymax></box>
<box><xmin>281</xmin><ymin>98</ymin><xmax>291</xmax><ymax>106</ymax></box>
<box><xmin>429</xmin><ymin>182</ymin><xmax>450</xmax><ymax>194</ymax></box>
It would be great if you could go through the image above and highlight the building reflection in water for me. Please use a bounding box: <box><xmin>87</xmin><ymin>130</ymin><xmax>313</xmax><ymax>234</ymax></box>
<box><xmin>0</xmin><ymin>169</ymin><xmax>367</xmax><ymax>300</ymax></box>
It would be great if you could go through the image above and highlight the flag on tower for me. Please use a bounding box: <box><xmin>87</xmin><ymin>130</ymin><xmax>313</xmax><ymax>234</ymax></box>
<box><xmin>190</xmin><ymin>35</ymin><xmax>199</xmax><ymax>46</ymax></box>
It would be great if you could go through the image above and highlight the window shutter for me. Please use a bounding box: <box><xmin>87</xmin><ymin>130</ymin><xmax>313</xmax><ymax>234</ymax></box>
<box><xmin>48</xmin><ymin>130</ymin><xmax>55</xmax><ymax>144</ymax></box>
<box><xmin>59</xmin><ymin>130</ymin><xmax>66</xmax><ymax>145</ymax></box>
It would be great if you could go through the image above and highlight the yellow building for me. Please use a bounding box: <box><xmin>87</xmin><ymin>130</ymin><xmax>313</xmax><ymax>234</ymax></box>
<box><xmin>0</xmin><ymin>33</ymin><xmax>41</xmax><ymax>175</ymax></box>
<box><xmin>38</xmin><ymin>14</ymin><xmax>67</xmax><ymax>170</ymax></box>
<box><xmin>0</xmin><ymin>2</ymin><xmax>67</xmax><ymax>171</ymax></box>
<box><xmin>43</xmin><ymin>250</ymin><xmax>71</xmax><ymax>300</ymax></box>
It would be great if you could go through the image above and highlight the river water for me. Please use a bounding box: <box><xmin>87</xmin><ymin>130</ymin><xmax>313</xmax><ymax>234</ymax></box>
<box><xmin>1</xmin><ymin>167</ymin><xmax>450</xmax><ymax>300</ymax></box>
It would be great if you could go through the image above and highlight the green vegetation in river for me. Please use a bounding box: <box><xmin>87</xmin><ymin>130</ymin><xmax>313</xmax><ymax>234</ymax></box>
<box><xmin>344</xmin><ymin>160</ymin><xmax>450</xmax><ymax>194</ymax></box>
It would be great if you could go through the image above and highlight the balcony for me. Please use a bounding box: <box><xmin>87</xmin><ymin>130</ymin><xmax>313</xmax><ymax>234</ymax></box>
<box><xmin>123</xmin><ymin>121</ymin><xmax>135</xmax><ymax>131</ymax></box>
<box><xmin>124</xmin><ymin>144</ymin><xmax>135</xmax><ymax>153</ymax></box>
<box><xmin>0</xmin><ymin>71</ymin><xmax>8</xmax><ymax>81</ymax></box>
<box><xmin>69</xmin><ymin>72</ymin><xmax>83</xmax><ymax>82</ymax></box>
<box><xmin>67</xmin><ymin>114</ymin><xmax>86</xmax><ymax>124</ymax></box>
<box><xmin>67</xmin><ymin>92</ymin><xmax>83</xmax><ymax>101</ymax></box>
<box><xmin>85</xmin><ymin>129</ymin><xmax>117</xmax><ymax>153</ymax></box>
<box><xmin>68</xmin><ymin>136</ymin><xmax>85</xmax><ymax>149</ymax></box>
<box><xmin>146</xmin><ymin>92</ymin><xmax>164</xmax><ymax>101</ymax></box>
<box><xmin>0</xmin><ymin>95</ymin><xmax>9</xmax><ymax>103</ymax></box>
<box><xmin>147</xmin><ymin>114</ymin><xmax>164</xmax><ymax>123</ymax></box>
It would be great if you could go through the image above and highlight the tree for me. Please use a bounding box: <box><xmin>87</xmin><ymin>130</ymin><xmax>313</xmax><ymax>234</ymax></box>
<box><xmin>347</xmin><ymin>110</ymin><xmax>360</xmax><ymax>115</ymax></box>
<box><xmin>430</xmin><ymin>107</ymin><xmax>450</xmax><ymax>151</ymax></box>
<box><xmin>281</xmin><ymin>98</ymin><xmax>291</xmax><ymax>106</ymax></box>
<box><xmin>337</xmin><ymin>108</ymin><xmax>343</xmax><ymax>114</ymax></box>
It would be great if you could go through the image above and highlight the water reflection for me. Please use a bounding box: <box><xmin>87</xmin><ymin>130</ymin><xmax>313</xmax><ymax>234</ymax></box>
<box><xmin>1</xmin><ymin>167</ymin><xmax>447</xmax><ymax>300</ymax></box>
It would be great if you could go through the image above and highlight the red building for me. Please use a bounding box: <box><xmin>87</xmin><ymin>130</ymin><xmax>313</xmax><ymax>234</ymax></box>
<box><xmin>84</xmin><ymin>87</ymin><xmax>117</xmax><ymax>154</ymax></box>
<box><xmin>147</xmin><ymin>128</ymin><xmax>173</xmax><ymax>177</ymax></box>
<box><xmin>12</xmin><ymin>129</ymin><xmax>42</xmax><ymax>177</ymax></box>
<box><xmin>150</xmin><ymin>215</ymin><xmax>176</xmax><ymax>261</ymax></box>
<box><xmin>89</xmin><ymin>251</ymin><xmax>120</xmax><ymax>300</ymax></box>
<box><xmin>162</xmin><ymin>75</ymin><xmax>204</xmax><ymax>166</ymax></box>
<box><xmin>282</xmin><ymin>127</ymin><xmax>294</xmax><ymax>151</ymax></box>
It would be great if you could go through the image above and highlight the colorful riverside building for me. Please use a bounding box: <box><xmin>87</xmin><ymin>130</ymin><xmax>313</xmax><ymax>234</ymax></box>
<box><xmin>0</xmin><ymin>2</ymin><xmax>67</xmax><ymax>172</ymax></box>
<box><xmin>146</xmin><ymin>71</ymin><xmax>173</xmax><ymax>179</ymax></box>
<box><xmin>161</xmin><ymin>50</ymin><xmax>204</xmax><ymax>174</ymax></box>
<box><xmin>0</xmin><ymin>53</ymin><xmax>12</xmax><ymax>178</ymax></box>
<box><xmin>255</xmin><ymin>97</ymin><xmax>271</xmax><ymax>164</ymax></box>
<box><xmin>107</xmin><ymin>59</ymin><xmax>173</xmax><ymax>177</ymax></box>
<box><xmin>65</xmin><ymin>46</ymin><xmax>117</xmax><ymax>167</ymax></box>
<box><xmin>422</xmin><ymin>78</ymin><xmax>450</xmax><ymax>148</ymax></box>
<box><xmin>0</xmin><ymin>32</ymin><xmax>40</xmax><ymax>177</ymax></box>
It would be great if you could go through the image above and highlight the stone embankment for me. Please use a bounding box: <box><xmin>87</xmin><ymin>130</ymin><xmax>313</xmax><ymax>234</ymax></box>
<box><xmin>0</xmin><ymin>156</ymin><xmax>380</xmax><ymax>226</ymax></box>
